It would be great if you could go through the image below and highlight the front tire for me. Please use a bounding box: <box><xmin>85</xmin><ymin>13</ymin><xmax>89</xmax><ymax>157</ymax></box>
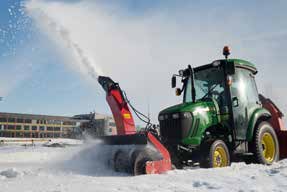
<box><xmin>252</xmin><ymin>121</ymin><xmax>279</xmax><ymax>165</ymax></box>
<box><xmin>113</xmin><ymin>150</ymin><xmax>130</xmax><ymax>172</ymax></box>
<box><xmin>200</xmin><ymin>139</ymin><xmax>230</xmax><ymax>168</ymax></box>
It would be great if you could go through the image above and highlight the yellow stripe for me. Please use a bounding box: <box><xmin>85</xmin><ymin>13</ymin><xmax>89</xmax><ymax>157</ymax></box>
<box><xmin>123</xmin><ymin>113</ymin><xmax>131</xmax><ymax>119</ymax></box>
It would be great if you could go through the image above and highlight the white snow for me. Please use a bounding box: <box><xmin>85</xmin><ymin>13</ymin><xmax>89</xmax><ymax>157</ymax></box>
<box><xmin>0</xmin><ymin>140</ymin><xmax>287</xmax><ymax>192</ymax></box>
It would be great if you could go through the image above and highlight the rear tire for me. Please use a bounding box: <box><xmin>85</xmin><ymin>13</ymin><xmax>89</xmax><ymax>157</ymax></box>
<box><xmin>252</xmin><ymin>121</ymin><xmax>279</xmax><ymax>165</ymax></box>
<box><xmin>200</xmin><ymin>139</ymin><xmax>230</xmax><ymax>168</ymax></box>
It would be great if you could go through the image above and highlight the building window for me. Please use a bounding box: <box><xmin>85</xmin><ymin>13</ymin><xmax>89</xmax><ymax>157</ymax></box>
<box><xmin>8</xmin><ymin>118</ymin><xmax>15</xmax><ymax>123</ymax></box>
<box><xmin>24</xmin><ymin>126</ymin><xmax>30</xmax><ymax>130</ymax></box>
<box><xmin>39</xmin><ymin>126</ymin><xmax>45</xmax><ymax>131</ymax></box>
<box><xmin>54</xmin><ymin>127</ymin><xmax>61</xmax><ymax>131</ymax></box>
<box><xmin>0</xmin><ymin>118</ymin><xmax>7</xmax><ymax>122</ymax></box>
<box><xmin>109</xmin><ymin>122</ymin><xmax>116</xmax><ymax>127</ymax></box>
<box><xmin>39</xmin><ymin>120</ymin><xmax>46</xmax><ymax>124</ymax></box>
<box><xmin>47</xmin><ymin>120</ymin><xmax>61</xmax><ymax>125</ymax></box>
<box><xmin>63</xmin><ymin>121</ymin><xmax>76</xmax><ymax>126</ymax></box>
<box><xmin>24</xmin><ymin>119</ymin><xmax>32</xmax><ymax>124</ymax></box>
<box><xmin>32</xmin><ymin>126</ymin><xmax>37</xmax><ymax>131</ymax></box>
<box><xmin>47</xmin><ymin>127</ymin><xmax>53</xmax><ymax>131</ymax></box>
<box><xmin>8</xmin><ymin>125</ymin><xmax>14</xmax><ymax>130</ymax></box>
<box><xmin>17</xmin><ymin>119</ymin><xmax>24</xmax><ymax>123</ymax></box>
<box><xmin>16</xmin><ymin>125</ymin><xmax>22</xmax><ymax>130</ymax></box>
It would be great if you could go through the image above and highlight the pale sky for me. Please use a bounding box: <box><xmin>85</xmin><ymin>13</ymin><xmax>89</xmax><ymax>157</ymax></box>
<box><xmin>0</xmin><ymin>0</ymin><xmax>287</xmax><ymax>125</ymax></box>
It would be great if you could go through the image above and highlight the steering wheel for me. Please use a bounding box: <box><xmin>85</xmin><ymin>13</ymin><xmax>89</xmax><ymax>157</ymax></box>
<box><xmin>210</xmin><ymin>90</ymin><xmax>221</xmax><ymax>100</ymax></box>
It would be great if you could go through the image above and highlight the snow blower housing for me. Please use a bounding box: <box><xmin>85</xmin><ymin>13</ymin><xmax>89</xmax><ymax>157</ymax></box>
<box><xmin>97</xmin><ymin>76</ymin><xmax>172</xmax><ymax>175</ymax></box>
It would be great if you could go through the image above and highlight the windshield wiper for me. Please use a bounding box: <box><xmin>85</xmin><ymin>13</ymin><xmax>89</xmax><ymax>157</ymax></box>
<box><xmin>200</xmin><ymin>84</ymin><xmax>219</xmax><ymax>100</ymax></box>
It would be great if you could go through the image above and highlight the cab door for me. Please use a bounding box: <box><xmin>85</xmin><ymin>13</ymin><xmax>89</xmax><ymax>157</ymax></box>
<box><xmin>230</xmin><ymin>68</ymin><xmax>260</xmax><ymax>140</ymax></box>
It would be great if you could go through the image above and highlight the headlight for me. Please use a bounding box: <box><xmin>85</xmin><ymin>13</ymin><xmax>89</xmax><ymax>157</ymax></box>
<box><xmin>159</xmin><ymin>112</ymin><xmax>192</xmax><ymax>121</ymax></box>
<box><xmin>182</xmin><ymin>112</ymin><xmax>192</xmax><ymax>118</ymax></box>
<box><xmin>172</xmin><ymin>113</ymin><xmax>180</xmax><ymax>119</ymax></box>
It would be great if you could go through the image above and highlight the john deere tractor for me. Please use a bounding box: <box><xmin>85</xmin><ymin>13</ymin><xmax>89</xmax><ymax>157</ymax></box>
<box><xmin>98</xmin><ymin>47</ymin><xmax>287</xmax><ymax>175</ymax></box>
<box><xmin>158</xmin><ymin>47</ymin><xmax>285</xmax><ymax>168</ymax></box>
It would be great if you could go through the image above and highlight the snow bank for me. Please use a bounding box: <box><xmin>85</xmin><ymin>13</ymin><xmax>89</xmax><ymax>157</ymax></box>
<box><xmin>0</xmin><ymin>138</ymin><xmax>83</xmax><ymax>163</ymax></box>
<box><xmin>0</xmin><ymin>142</ymin><xmax>287</xmax><ymax>191</ymax></box>
<box><xmin>0</xmin><ymin>137</ymin><xmax>83</xmax><ymax>145</ymax></box>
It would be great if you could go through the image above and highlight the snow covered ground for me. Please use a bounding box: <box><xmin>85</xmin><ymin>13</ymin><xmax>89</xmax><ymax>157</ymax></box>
<box><xmin>0</xmin><ymin>139</ymin><xmax>287</xmax><ymax>192</ymax></box>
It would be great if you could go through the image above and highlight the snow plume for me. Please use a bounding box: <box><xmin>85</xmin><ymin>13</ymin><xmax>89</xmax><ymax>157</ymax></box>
<box><xmin>25</xmin><ymin>1</ymin><xmax>104</xmax><ymax>84</ymax></box>
<box><xmin>56</xmin><ymin>141</ymin><xmax>127</xmax><ymax>176</ymax></box>
<box><xmin>24</xmin><ymin>0</ymin><xmax>287</xmax><ymax>122</ymax></box>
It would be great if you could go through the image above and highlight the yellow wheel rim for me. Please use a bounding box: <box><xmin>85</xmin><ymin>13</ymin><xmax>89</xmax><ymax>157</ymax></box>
<box><xmin>261</xmin><ymin>132</ymin><xmax>275</xmax><ymax>163</ymax></box>
<box><xmin>213</xmin><ymin>146</ymin><xmax>228</xmax><ymax>168</ymax></box>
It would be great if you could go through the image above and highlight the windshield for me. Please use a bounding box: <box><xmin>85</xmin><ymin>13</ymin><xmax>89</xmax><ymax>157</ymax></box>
<box><xmin>184</xmin><ymin>66</ymin><xmax>225</xmax><ymax>103</ymax></box>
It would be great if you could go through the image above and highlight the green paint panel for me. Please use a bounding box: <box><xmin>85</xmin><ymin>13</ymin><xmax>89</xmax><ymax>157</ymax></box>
<box><xmin>160</xmin><ymin>100</ymin><xmax>220</xmax><ymax>146</ymax></box>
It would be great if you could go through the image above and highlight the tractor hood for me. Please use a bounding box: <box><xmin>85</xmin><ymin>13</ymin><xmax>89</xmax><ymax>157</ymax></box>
<box><xmin>158</xmin><ymin>100</ymin><xmax>219</xmax><ymax>146</ymax></box>
<box><xmin>159</xmin><ymin>100</ymin><xmax>216</xmax><ymax>116</ymax></box>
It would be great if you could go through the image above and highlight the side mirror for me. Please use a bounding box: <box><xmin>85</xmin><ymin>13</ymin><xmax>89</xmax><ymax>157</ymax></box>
<box><xmin>175</xmin><ymin>88</ymin><xmax>181</xmax><ymax>96</ymax></box>
<box><xmin>172</xmin><ymin>76</ymin><xmax>176</xmax><ymax>88</ymax></box>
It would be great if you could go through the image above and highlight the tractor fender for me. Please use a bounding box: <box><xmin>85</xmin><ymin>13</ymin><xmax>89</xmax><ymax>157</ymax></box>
<box><xmin>246</xmin><ymin>108</ymin><xmax>271</xmax><ymax>141</ymax></box>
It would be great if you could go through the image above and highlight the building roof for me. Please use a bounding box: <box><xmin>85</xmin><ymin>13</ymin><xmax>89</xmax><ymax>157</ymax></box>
<box><xmin>0</xmin><ymin>112</ymin><xmax>82</xmax><ymax>122</ymax></box>
<box><xmin>73</xmin><ymin>113</ymin><xmax>113</xmax><ymax>120</ymax></box>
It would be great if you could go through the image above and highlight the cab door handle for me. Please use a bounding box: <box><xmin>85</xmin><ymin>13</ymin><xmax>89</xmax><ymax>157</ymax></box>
<box><xmin>232</xmin><ymin>97</ymin><xmax>239</xmax><ymax>107</ymax></box>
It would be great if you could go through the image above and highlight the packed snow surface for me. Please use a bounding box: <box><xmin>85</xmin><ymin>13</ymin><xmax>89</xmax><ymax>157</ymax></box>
<box><xmin>0</xmin><ymin>139</ymin><xmax>287</xmax><ymax>192</ymax></box>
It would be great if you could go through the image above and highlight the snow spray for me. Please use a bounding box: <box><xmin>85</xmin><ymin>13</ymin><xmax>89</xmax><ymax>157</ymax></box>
<box><xmin>25</xmin><ymin>1</ymin><xmax>104</xmax><ymax>83</ymax></box>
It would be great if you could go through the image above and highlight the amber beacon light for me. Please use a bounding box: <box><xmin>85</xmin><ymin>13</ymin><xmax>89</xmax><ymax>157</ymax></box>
<box><xmin>223</xmin><ymin>46</ymin><xmax>231</xmax><ymax>59</ymax></box>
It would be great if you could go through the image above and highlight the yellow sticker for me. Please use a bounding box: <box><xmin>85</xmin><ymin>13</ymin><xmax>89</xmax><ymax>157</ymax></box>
<box><xmin>123</xmin><ymin>113</ymin><xmax>131</xmax><ymax>119</ymax></box>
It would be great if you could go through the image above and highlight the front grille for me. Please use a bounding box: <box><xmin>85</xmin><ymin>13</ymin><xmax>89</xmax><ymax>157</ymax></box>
<box><xmin>159</xmin><ymin>115</ymin><xmax>192</xmax><ymax>143</ymax></box>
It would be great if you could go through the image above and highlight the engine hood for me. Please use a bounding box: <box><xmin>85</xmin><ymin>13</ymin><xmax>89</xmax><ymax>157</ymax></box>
<box><xmin>159</xmin><ymin>100</ymin><xmax>216</xmax><ymax>116</ymax></box>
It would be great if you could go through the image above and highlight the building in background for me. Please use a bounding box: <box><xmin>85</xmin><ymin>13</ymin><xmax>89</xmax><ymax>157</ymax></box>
<box><xmin>0</xmin><ymin>112</ymin><xmax>86</xmax><ymax>138</ymax></box>
<box><xmin>0</xmin><ymin>112</ymin><xmax>116</xmax><ymax>139</ymax></box>
<box><xmin>73</xmin><ymin>113</ymin><xmax>116</xmax><ymax>136</ymax></box>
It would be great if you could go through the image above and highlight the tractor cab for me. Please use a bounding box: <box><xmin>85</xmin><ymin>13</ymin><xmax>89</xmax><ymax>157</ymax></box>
<box><xmin>184</xmin><ymin>58</ymin><xmax>259</xmax><ymax>140</ymax></box>
<box><xmin>159</xmin><ymin>47</ymin><xmax>262</xmax><ymax>146</ymax></box>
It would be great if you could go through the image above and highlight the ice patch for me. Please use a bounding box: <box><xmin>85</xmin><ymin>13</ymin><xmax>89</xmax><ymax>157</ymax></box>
<box><xmin>0</xmin><ymin>168</ymin><xmax>21</xmax><ymax>178</ymax></box>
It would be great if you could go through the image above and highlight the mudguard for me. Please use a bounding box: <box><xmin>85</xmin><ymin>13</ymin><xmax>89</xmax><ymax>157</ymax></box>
<box><xmin>246</xmin><ymin>108</ymin><xmax>271</xmax><ymax>141</ymax></box>
<box><xmin>260</xmin><ymin>95</ymin><xmax>287</xmax><ymax>159</ymax></box>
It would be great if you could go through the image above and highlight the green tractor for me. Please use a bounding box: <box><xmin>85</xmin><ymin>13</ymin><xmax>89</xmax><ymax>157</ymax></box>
<box><xmin>98</xmin><ymin>47</ymin><xmax>287</xmax><ymax>174</ymax></box>
<box><xmin>158</xmin><ymin>47</ymin><xmax>283</xmax><ymax>168</ymax></box>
